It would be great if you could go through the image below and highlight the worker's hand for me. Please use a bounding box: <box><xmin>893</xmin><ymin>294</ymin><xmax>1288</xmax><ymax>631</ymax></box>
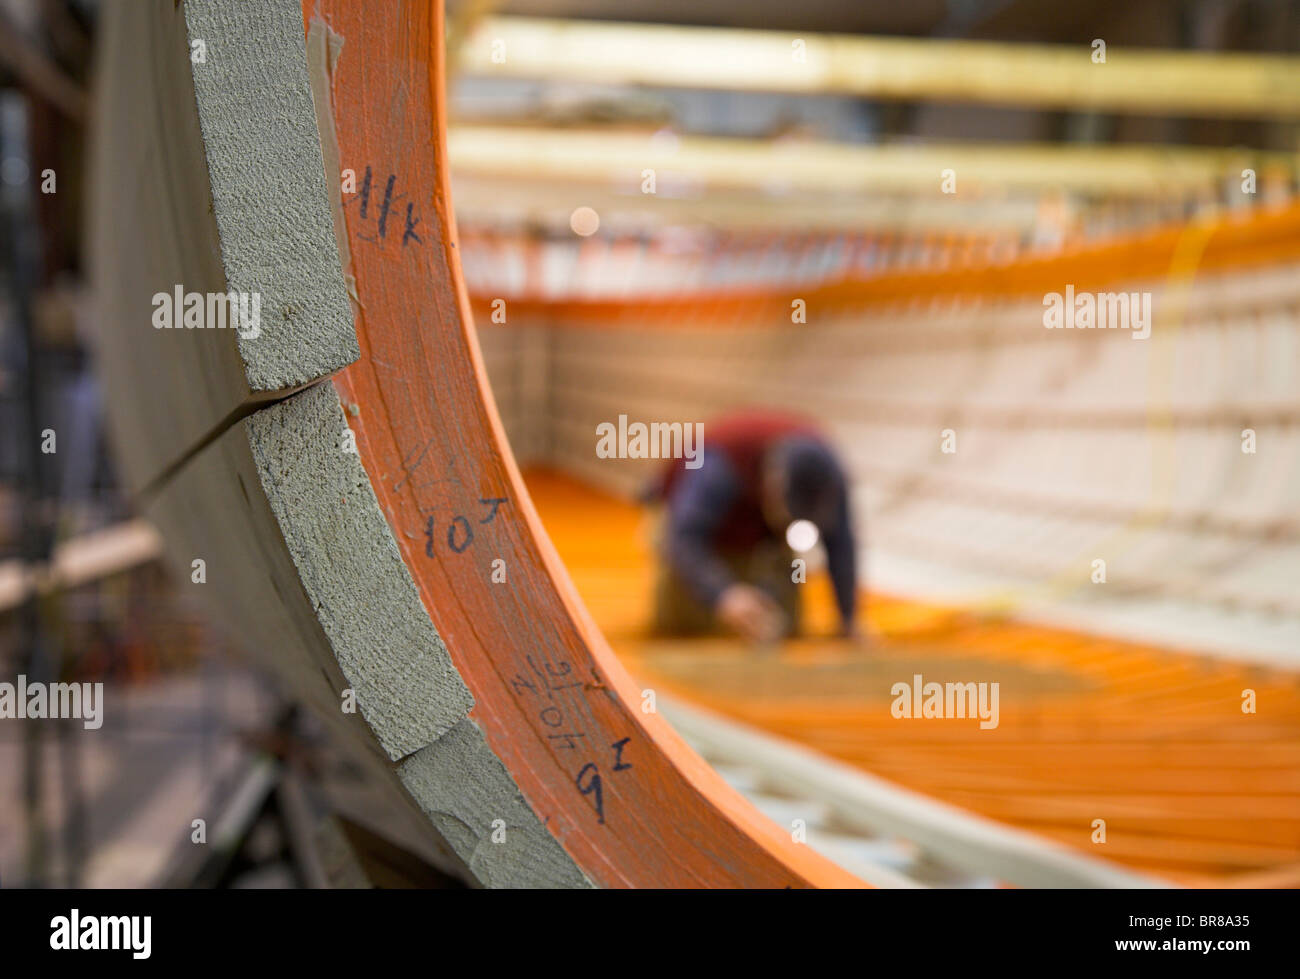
<box><xmin>716</xmin><ymin>584</ymin><xmax>787</xmax><ymax>644</ymax></box>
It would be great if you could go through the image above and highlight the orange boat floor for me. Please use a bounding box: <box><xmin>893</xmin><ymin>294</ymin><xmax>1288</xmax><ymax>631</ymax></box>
<box><xmin>524</xmin><ymin>468</ymin><xmax>1300</xmax><ymax>886</ymax></box>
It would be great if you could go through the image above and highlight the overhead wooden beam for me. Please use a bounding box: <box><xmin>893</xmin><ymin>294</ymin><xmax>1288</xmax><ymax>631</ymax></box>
<box><xmin>459</xmin><ymin>16</ymin><xmax>1300</xmax><ymax>119</ymax></box>
<box><xmin>450</xmin><ymin>173</ymin><xmax>1045</xmax><ymax>233</ymax></box>
<box><xmin>449</xmin><ymin>125</ymin><xmax>1293</xmax><ymax>196</ymax></box>
<box><xmin>0</xmin><ymin>520</ymin><xmax>163</xmax><ymax>613</ymax></box>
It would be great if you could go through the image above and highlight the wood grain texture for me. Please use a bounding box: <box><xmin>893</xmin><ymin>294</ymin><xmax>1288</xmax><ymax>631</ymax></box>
<box><xmin>89</xmin><ymin>0</ymin><xmax>356</xmax><ymax>494</ymax></box>
<box><xmin>143</xmin><ymin>378</ymin><xmax>594</xmax><ymax>885</ymax></box>
<box><xmin>91</xmin><ymin>0</ymin><xmax>593</xmax><ymax>887</ymax></box>
<box><xmin>310</xmin><ymin>0</ymin><xmax>862</xmax><ymax>887</ymax></box>
<box><xmin>91</xmin><ymin>0</ymin><xmax>1298</xmax><ymax>889</ymax></box>
<box><xmin>528</xmin><ymin>471</ymin><xmax>1300</xmax><ymax>885</ymax></box>
<box><xmin>141</xmin><ymin>380</ymin><xmax>471</xmax><ymax>758</ymax></box>
<box><xmin>93</xmin><ymin>0</ymin><xmax>858</xmax><ymax>887</ymax></box>
<box><xmin>88</xmin><ymin>0</ymin><xmax>1300</xmax><ymax>888</ymax></box>
<box><xmin>397</xmin><ymin>718</ymin><xmax>593</xmax><ymax>888</ymax></box>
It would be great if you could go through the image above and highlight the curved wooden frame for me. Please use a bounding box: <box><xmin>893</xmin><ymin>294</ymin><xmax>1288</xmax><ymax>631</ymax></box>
<box><xmin>91</xmin><ymin>0</ymin><xmax>1300</xmax><ymax>894</ymax></box>
<box><xmin>87</xmin><ymin>0</ymin><xmax>858</xmax><ymax>887</ymax></box>
<box><xmin>109</xmin><ymin>0</ymin><xmax>1298</xmax><ymax>889</ymax></box>
<box><xmin>305</xmin><ymin>0</ymin><xmax>858</xmax><ymax>887</ymax></box>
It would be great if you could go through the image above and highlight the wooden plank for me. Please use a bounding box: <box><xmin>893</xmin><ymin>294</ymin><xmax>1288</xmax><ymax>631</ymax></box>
<box><xmin>93</xmin><ymin>0</ymin><xmax>864</xmax><ymax>888</ymax></box>
<box><xmin>310</xmin><ymin>0</ymin><xmax>862</xmax><ymax>888</ymax></box>
<box><xmin>660</xmin><ymin>695</ymin><xmax>1165</xmax><ymax>888</ymax></box>
<box><xmin>461</xmin><ymin>16</ymin><xmax>1300</xmax><ymax>119</ymax></box>
<box><xmin>0</xmin><ymin>520</ymin><xmax>162</xmax><ymax>612</ymax></box>
<box><xmin>88</xmin><ymin>0</ymin><xmax>357</xmax><ymax>495</ymax></box>
<box><xmin>449</xmin><ymin>126</ymin><xmax>1296</xmax><ymax>197</ymax></box>
<box><xmin>91</xmin><ymin>0</ymin><xmax>1300</xmax><ymax>889</ymax></box>
<box><xmin>498</xmin><ymin>203</ymin><xmax>1300</xmax><ymax>316</ymax></box>
<box><xmin>140</xmin><ymin>379</ymin><xmax>588</xmax><ymax>884</ymax></box>
<box><xmin>142</xmin><ymin>375</ymin><xmax>598</xmax><ymax>885</ymax></box>
<box><xmin>452</xmin><ymin>173</ymin><xmax>1045</xmax><ymax>234</ymax></box>
<box><xmin>528</xmin><ymin>472</ymin><xmax>1300</xmax><ymax>882</ymax></box>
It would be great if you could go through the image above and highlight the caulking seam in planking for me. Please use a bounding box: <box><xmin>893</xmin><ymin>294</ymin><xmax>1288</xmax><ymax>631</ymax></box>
<box><xmin>96</xmin><ymin>0</ymin><xmax>591</xmax><ymax>886</ymax></box>
<box><xmin>242</xmin><ymin>379</ymin><xmax>591</xmax><ymax>886</ymax></box>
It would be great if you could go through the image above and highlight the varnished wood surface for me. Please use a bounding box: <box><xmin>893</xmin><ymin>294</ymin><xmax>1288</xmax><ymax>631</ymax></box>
<box><xmin>308</xmin><ymin>0</ymin><xmax>860</xmax><ymax>888</ymax></box>
<box><xmin>525</xmin><ymin>469</ymin><xmax>1300</xmax><ymax>885</ymax></box>
<box><xmin>497</xmin><ymin>201</ymin><xmax>1300</xmax><ymax>321</ymax></box>
<box><xmin>92</xmin><ymin>0</ymin><xmax>1297</xmax><ymax>888</ymax></box>
<box><xmin>459</xmin><ymin>16</ymin><xmax>1300</xmax><ymax>119</ymax></box>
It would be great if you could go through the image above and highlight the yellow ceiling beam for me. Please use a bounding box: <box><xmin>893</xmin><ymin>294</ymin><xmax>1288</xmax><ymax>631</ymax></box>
<box><xmin>448</xmin><ymin>125</ymin><xmax>1294</xmax><ymax>197</ymax></box>
<box><xmin>459</xmin><ymin>16</ymin><xmax>1300</xmax><ymax>119</ymax></box>
<box><xmin>449</xmin><ymin>173</ymin><xmax>1045</xmax><ymax>233</ymax></box>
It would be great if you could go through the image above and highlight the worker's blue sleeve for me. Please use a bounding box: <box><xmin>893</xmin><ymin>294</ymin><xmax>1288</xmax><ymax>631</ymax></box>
<box><xmin>822</xmin><ymin>482</ymin><xmax>858</xmax><ymax>632</ymax></box>
<box><xmin>664</xmin><ymin>451</ymin><xmax>741</xmax><ymax>609</ymax></box>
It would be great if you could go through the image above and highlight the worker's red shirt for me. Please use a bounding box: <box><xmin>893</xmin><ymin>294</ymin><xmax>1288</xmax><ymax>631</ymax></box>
<box><xmin>654</xmin><ymin>410</ymin><xmax>822</xmax><ymax>552</ymax></box>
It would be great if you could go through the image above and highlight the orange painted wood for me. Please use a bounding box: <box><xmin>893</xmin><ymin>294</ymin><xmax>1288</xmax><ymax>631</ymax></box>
<box><xmin>526</xmin><ymin>470</ymin><xmax>1300</xmax><ymax>883</ymax></box>
<box><xmin>303</xmin><ymin>0</ymin><xmax>861</xmax><ymax>887</ymax></box>
<box><xmin>487</xmin><ymin>201</ymin><xmax>1300</xmax><ymax>321</ymax></box>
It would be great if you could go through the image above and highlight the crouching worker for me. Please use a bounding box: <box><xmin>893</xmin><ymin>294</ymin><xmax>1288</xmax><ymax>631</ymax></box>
<box><xmin>646</xmin><ymin>411</ymin><xmax>859</xmax><ymax>644</ymax></box>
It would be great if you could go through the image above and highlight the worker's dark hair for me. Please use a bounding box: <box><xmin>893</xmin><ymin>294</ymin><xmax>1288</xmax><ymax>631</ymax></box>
<box><xmin>775</xmin><ymin>436</ymin><xmax>844</xmax><ymax>527</ymax></box>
